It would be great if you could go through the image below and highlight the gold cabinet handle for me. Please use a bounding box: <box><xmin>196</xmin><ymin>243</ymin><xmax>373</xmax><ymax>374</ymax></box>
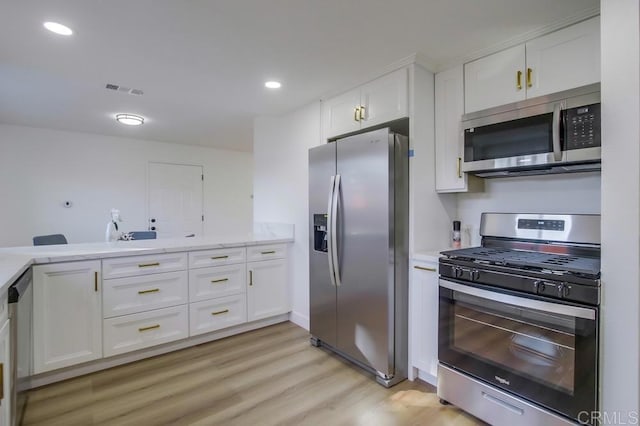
<box><xmin>211</xmin><ymin>255</ymin><xmax>229</xmax><ymax>260</ymax></box>
<box><xmin>138</xmin><ymin>288</ymin><xmax>160</xmax><ymax>295</ymax></box>
<box><xmin>249</xmin><ymin>270</ymin><xmax>253</xmax><ymax>286</ymax></box>
<box><xmin>457</xmin><ymin>157</ymin><xmax>462</xmax><ymax>179</ymax></box>
<box><xmin>211</xmin><ymin>278</ymin><xmax>229</xmax><ymax>283</ymax></box>
<box><xmin>211</xmin><ymin>309</ymin><xmax>229</xmax><ymax>316</ymax></box>
<box><xmin>94</xmin><ymin>271</ymin><xmax>99</xmax><ymax>292</ymax></box>
<box><xmin>261</xmin><ymin>250</ymin><xmax>276</xmax><ymax>255</ymax></box>
<box><xmin>359</xmin><ymin>105</ymin><xmax>366</xmax><ymax>121</ymax></box>
<box><xmin>516</xmin><ymin>70</ymin><xmax>523</xmax><ymax>90</ymax></box>
<box><xmin>354</xmin><ymin>106</ymin><xmax>360</xmax><ymax>122</ymax></box>
<box><xmin>138</xmin><ymin>262</ymin><xmax>160</xmax><ymax>268</ymax></box>
<box><xmin>526</xmin><ymin>67</ymin><xmax>533</xmax><ymax>88</ymax></box>
<box><xmin>414</xmin><ymin>265</ymin><xmax>437</xmax><ymax>272</ymax></box>
<box><xmin>138</xmin><ymin>324</ymin><xmax>160</xmax><ymax>332</ymax></box>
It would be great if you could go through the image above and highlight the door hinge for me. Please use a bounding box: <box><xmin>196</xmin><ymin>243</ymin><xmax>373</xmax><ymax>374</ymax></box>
<box><xmin>202</xmin><ymin>215</ymin><xmax>204</xmax><ymax>222</ymax></box>
<box><xmin>201</xmin><ymin>174</ymin><xmax>204</xmax><ymax>181</ymax></box>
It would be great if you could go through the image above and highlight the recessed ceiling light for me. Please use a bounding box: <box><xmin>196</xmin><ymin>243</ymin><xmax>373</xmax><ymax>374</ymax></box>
<box><xmin>43</xmin><ymin>21</ymin><xmax>73</xmax><ymax>36</ymax></box>
<box><xmin>265</xmin><ymin>81</ymin><xmax>282</xmax><ymax>89</ymax></box>
<box><xmin>115</xmin><ymin>114</ymin><xmax>144</xmax><ymax>126</ymax></box>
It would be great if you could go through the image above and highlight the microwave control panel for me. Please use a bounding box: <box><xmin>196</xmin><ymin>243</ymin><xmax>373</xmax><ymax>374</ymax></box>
<box><xmin>564</xmin><ymin>103</ymin><xmax>601</xmax><ymax>150</ymax></box>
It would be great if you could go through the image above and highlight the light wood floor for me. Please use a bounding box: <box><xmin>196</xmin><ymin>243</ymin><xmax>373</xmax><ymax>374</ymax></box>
<box><xmin>23</xmin><ymin>322</ymin><xmax>482</xmax><ymax>426</ymax></box>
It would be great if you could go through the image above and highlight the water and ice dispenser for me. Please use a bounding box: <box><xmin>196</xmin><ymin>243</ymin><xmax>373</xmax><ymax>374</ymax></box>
<box><xmin>313</xmin><ymin>214</ymin><xmax>328</xmax><ymax>252</ymax></box>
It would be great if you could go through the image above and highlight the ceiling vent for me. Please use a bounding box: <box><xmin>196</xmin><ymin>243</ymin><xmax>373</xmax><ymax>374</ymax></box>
<box><xmin>105</xmin><ymin>83</ymin><xmax>144</xmax><ymax>96</ymax></box>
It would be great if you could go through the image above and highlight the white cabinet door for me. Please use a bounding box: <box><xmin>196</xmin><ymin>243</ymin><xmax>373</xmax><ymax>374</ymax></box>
<box><xmin>464</xmin><ymin>45</ymin><xmax>526</xmax><ymax>113</ymax></box>
<box><xmin>0</xmin><ymin>318</ymin><xmax>10</xmax><ymax>426</ymax></box>
<box><xmin>526</xmin><ymin>16</ymin><xmax>600</xmax><ymax>98</ymax></box>
<box><xmin>409</xmin><ymin>259</ymin><xmax>439</xmax><ymax>385</ymax></box>
<box><xmin>435</xmin><ymin>65</ymin><xmax>468</xmax><ymax>192</ymax></box>
<box><xmin>360</xmin><ymin>68</ymin><xmax>408</xmax><ymax>128</ymax></box>
<box><xmin>321</xmin><ymin>89</ymin><xmax>361</xmax><ymax>139</ymax></box>
<box><xmin>33</xmin><ymin>261</ymin><xmax>102</xmax><ymax>374</ymax></box>
<box><xmin>247</xmin><ymin>259</ymin><xmax>289</xmax><ymax>322</ymax></box>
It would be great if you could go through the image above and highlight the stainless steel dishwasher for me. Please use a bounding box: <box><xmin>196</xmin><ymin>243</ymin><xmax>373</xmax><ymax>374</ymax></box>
<box><xmin>9</xmin><ymin>268</ymin><xmax>32</xmax><ymax>426</ymax></box>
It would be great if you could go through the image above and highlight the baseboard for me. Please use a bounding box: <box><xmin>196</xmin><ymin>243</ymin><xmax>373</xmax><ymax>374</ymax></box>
<box><xmin>288</xmin><ymin>310</ymin><xmax>309</xmax><ymax>330</ymax></box>
<box><xmin>28</xmin><ymin>314</ymin><xmax>290</xmax><ymax>389</ymax></box>
<box><xmin>417</xmin><ymin>369</ymin><xmax>437</xmax><ymax>387</ymax></box>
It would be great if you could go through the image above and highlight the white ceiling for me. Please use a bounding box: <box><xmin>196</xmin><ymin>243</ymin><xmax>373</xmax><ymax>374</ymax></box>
<box><xmin>0</xmin><ymin>0</ymin><xmax>599</xmax><ymax>152</ymax></box>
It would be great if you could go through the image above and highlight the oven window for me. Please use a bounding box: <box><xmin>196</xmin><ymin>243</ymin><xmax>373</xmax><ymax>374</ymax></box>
<box><xmin>464</xmin><ymin>113</ymin><xmax>553</xmax><ymax>161</ymax></box>
<box><xmin>452</xmin><ymin>292</ymin><xmax>576</xmax><ymax>394</ymax></box>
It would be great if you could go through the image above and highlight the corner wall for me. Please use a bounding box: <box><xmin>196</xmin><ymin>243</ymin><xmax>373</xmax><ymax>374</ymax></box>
<box><xmin>253</xmin><ymin>102</ymin><xmax>322</xmax><ymax>329</ymax></box>
<box><xmin>0</xmin><ymin>124</ymin><xmax>253</xmax><ymax>246</ymax></box>
<box><xmin>600</xmin><ymin>0</ymin><xmax>640</xmax><ymax>417</ymax></box>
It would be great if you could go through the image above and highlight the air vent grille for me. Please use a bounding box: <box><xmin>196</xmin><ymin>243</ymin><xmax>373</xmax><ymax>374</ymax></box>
<box><xmin>105</xmin><ymin>83</ymin><xmax>144</xmax><ymax>96</ymax></box>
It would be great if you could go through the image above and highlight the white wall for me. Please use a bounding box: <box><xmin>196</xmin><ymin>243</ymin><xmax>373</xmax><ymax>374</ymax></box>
<box><xmin>600</xmin><ymin>0</ymin><xmax>640</xmax><ymax>418</ymax></box>
<box><xmin>0</xmin><ymin>124</ymin><xmax>253</xmax><ymax>246</ymax></box>
<box><xmin>253</xmin><ymin>102</ymin><xmax>322</xmax><ymax>329</ymax></box>
<box><xmin>457</xmin><ymin>172</ymin><xmax>601</xmax><ymax>245</ymax></box>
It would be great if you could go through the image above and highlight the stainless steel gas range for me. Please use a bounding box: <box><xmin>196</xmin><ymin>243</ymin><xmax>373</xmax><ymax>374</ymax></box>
<box><xmin>437</xmin><ymin>213</ymin><xmax>600</xmax><ymax>426</ymax></box>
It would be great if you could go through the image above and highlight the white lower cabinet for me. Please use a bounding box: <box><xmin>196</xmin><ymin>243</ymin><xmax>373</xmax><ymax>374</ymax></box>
<box><xmin>33</xmin><ymin>261</ymin><xmax>102</xmax><ymax>374</ymax></box>
<box><xmin>0</xmin><ymin>318</ymin><xmax>10</xmax><ymax>426</ymax></box>
<box><xmin>188</xmin><ymin>264</ymin><xmax>245</xmax><ymax>303</ymax></box>
<box><xmin>189</xmin><ymin>294</ymin><xmax>247</xmax><ymax>336</ymax></box>
<box><xmin>103</xmin><ymin>271</ymin><xmax>188</xmax><ymax>318</ymax></box>
<box><xmin>103</xmin><ymin>305</ymin><xmax>188</xmax><ymax>357</ymax></box>
<box><xmin>410</xmin><ymin>258</ymin><xmax>439</xmax><ymax>385</ymax></box>
<box><xmin>247</xmin><ymin>259</ymin><xmax>289</xmax><ymax>322</ymax></box>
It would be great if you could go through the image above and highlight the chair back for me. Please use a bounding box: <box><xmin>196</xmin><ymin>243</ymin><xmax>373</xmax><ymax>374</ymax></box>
<box><xmin>33</xmin><ymin>234</ymin><xmax>68</xmax><ymax>246</ymax></box>
<box><xmin>129</xmin><ymin>231</ymin><xmax>157</xmax><ymax>240</ymax></box>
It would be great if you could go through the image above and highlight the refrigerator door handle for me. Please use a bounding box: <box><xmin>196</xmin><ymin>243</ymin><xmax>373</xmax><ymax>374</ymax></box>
<box><xmin>332</xmin><ymin>174</ymin><xmax>342</xmax><ymax>286</ymax></box>
<box><xmin>327</xmin><ymin>175</ymin><xmax>337</xmax><ymax>287</ymax></box>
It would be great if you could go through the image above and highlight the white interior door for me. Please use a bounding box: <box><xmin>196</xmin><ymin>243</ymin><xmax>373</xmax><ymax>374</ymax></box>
<box><xmin>148</xmin><ymin>162</ymin><xmax>204</xmax><ymax>238</ymax></box>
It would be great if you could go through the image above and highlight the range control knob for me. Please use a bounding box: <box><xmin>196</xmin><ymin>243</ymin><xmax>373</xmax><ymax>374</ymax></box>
<box><xmin>533</xmin><ymin>280</ymin><xmax>545</xmax><ymax>294</ymax></box>
<box><xmin>470</xmin><ymin>270</ymin><xmax>480</xmax><ymax>281</ymax></box>
<box><xmin>557</xmin><ymin>283</ymin><xmax>571</xmax><ymax>298</ymax></box>
<box><xmin>453</xmin><ymin>267</ymin><xmax>464</xmax><ymax>279</ymax></box>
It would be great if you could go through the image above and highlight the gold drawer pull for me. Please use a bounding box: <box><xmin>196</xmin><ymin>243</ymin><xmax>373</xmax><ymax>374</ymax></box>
<box><xmin>211</xmin><ymin>278</ymin><xmax>229</xmax><ymax>283</ymax></box>
<box><xmin>414</xmin><ymin>266</ymin><xmax>437</xmax><ymax>272</ymax></box>
<box><xmin>261</xmin><ymin>250</ymin><xmax>276</xmax><ymax>255</ymax></box>
<box><xmin>138</xmin><ymin>324</ymin><xmax>160</xmax><ymax>332</ymax></box>
<box><xmin>138</xmin><ymin>288</ymin><xmax>160</xmax><ymax>294</ymax></box>
<box><xmin>138</xmin><ymin>262</ymin><xmax>160</xmax><ymax>268</ymax></box>
<box><xmin>211</xmin><ymin>309</ymin><xmax>229</xmax><ymax>316</ymax></box>
<box><xmin>211</xmin><ymin>255</ymin><xmax>229</xmax><ymax>260</ymax></box>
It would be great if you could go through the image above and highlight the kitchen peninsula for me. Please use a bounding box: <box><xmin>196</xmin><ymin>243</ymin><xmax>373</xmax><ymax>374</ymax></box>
<box><xmin>0</xmin><ymin>226</ymin><xmax>293</xmax><ymax>392</ymax></box>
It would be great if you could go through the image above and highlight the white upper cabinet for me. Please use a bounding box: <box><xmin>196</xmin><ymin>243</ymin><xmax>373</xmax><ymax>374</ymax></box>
<box><xmin>464</xmin><ymin>16</ymin><xmax>600</xmax><ymax>113</ymax></box>
<box><xmin>465</xmin><ymin>45</ymin><xmax>526</xmax><ymax>113</ymax></box>
<box><xmin>435</xmin><ymin>65</ymin><xmax>468</xmax><ymax>192</ymax></box>
<box><xmin>322</xmin><ymin>68</ymin><xmax>408</xmax><ymax>140</ymax></box>
<box><xmin>525</xmin><ymin>16</ymin><xmax>600</xmax><ymax>98</ymax></box>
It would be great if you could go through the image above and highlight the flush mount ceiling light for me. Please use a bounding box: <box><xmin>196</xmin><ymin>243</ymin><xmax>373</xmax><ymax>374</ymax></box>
<box><xmin>115</xmin><ymin>114</ymin><xmax>144</xmax><ymax>126</ymax></box>
<box><xmin>265</xmin><ymin>81</ymin><xmax>282</xmax><ymax>89</ymax></box>
<box><xmin>43</xmin><ymin>21</ymin><xmax>73</xmax><ymax>36</ymax></box>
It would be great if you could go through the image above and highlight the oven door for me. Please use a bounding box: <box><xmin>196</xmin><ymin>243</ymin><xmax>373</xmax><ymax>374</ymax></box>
<box><xmin>439</xmin><ymin>279</ymin><xmax>597</xmax><ymax>422</ymax></box>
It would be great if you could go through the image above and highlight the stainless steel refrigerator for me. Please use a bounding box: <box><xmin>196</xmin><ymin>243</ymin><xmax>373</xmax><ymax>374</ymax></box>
<box><xmin>308</xmin><ymin>127</ymin><xmax>408</xmax><ymax>387</ymax></box>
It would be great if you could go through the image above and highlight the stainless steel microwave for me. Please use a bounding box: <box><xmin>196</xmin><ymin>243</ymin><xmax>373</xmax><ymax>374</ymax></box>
<box><xmin>462</xmin><ymin>83</ymin><xmax>601</xmax><ymax>177</ymax></box>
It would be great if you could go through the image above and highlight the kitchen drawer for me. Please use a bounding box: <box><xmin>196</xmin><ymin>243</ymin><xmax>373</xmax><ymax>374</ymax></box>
<box><xmin>247</xmin><ymin>244</ymin><xmax>287</xmax><ymax>262</ymax></box>
<box><xmin>189</xmin><ymin>247</ymin><xmax>246</xmax><ymax>269</ymax></box>
<box><xmin>189</xmin><ymin>294</ymin><xmax>247</xmax><ymax>336</ymax></box>
<box><xmin>103</xmin><ymin>271</ymin><xmax>188</xmax><ymax>318</ymax></box>
<box><xmin>103</xmin><ymin>305</ymin><xmax>188</xmax><ymax>357</ymax></box>
<box><xmin>102</xmin><ymin>252</ymin><xmax>187</xmax><ymax>279</ymax></box>
<box><xmin>189</xmin><ymin>264</ymin><xmax>245</xmax><ymax>303</ymax></box>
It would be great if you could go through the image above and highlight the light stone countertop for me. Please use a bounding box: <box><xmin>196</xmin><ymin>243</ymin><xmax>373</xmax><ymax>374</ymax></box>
<box><xmin>0</xmin><ymin>233</ymin><xmax>294</xmax><ymax>294</ymax></box>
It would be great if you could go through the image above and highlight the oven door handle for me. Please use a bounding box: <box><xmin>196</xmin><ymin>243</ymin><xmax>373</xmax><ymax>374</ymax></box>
<box><xmin>439</xmin><ymin>279</ymin><xmax>596</xmax><ymax>320</ymax></box>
